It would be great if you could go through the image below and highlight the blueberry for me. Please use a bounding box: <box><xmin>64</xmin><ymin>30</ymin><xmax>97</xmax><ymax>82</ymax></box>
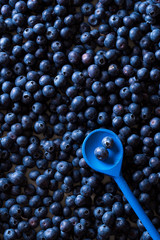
<box><xmin>88</xmin><ymin>64</ymin><xmax>100</xmax><ymax>78</ymax></box>
<box><xmin>43</xmin><ymin>227</ymin><xmax>59</xmax><ymax>240</ymax></box>
<box><xmin>80</xmin><ymin>184</ymin><xmax>92</xmax><ymax>197</ymax></box>
<box><xmin>68</xmin><ymin>50</ymin><xmax>81</xmax><ymax>65</ymax></box>
<box><xmin>146</xmin><ymin>4</ymin><xmax>159</xmax><ymax>17</ymax></box>
<box><xmin>93</xmin><ymin>207</ymin><xmax>104</xmax><ymax>220</ymax></box>
<box><xmin>61</xmin><ymin>64</ymin><xmax>73</xmax><ymax>77</ymax></box>
<box><xmin>4</xmin><ymin>229</ymin><xmax>17</xmax><ymax>240</ymax></box>
<box><xmin>94</xmin><ymin>146</ymin><xmax>109</xmax><ymax>161</ymax></box>
<box><xmin>150</xmin><ymin>68</ymin><xmax>160</xmax><ymax>82</ymax></box>
<box><xmin>52</xmin><ymin>216</ymin><xmax>63</xmax><ymax>227</ymax></box>
<box><xmin>74</xmin><ymin>223</ymin><xmax>86</xmax><ymax>237</ymax></box>
<box><xmin>120</xmin><ymin>87</ymin><xmax>131</xmax><ymax>99</ymax></box>
<box><xmin>72</xmin><ymin>71</ymin><xmax>85</xmax><ymax>85</ymax></box>
<box><xmin>123</xmin><ymin>113</ymin><xmax>136</xmax><ymax>127</ymax></box>
<box><xmin>116</xmin><ymin>37</ymin><xmax>128</xmax><ymax>50</ymax></box>
<box><xmin>112</xmin><ymin>202</ymin><xmax>124</xmax><ymax>216</ymax></box>
<box><xmin>92</xmin><ymin>81</ymin><xmax>104</xmax><ymax>95</ymax></box>
<box><xmin>34</xmin><ymin>121</ymin><xmax>46</xmax><ymax>134</ymax></box>
<box><xmin>40</xmin><ymin>218</ymin><xmax>52</xmax><ymax>230</ymax></box>
<box><xmin>49</xmin><ymin>202</ymin><xmax>62</xmax><ymax>216</ymax></box>
<box><xmin>141</xmin><ymin>231</ymin><xmax>152</xmax><ymax>240</ymax></box>
<box><xmin>0</xmin><ymin>178</ymin><xmax>10</xmax><ymax>192</ymax></box>
<box><xmin>36</xmin><ymin>230</ymin><xmax>45</xmax><ymax>240</ymax></box>
<box><xmin>112</xmin><ymin>116</ymin><xmax>123</xmax><ymax>129</ymax></box>
<box><xmin>139</xmin><ymin>179</ymin><xmax>151</xmax><ymax>192</ymax></box>
<box><xmin>149</xmin><ymin>173</ymin><xmax>159</xmax><ymax>184</ymax></box>
<box><xmin>8</xmin><ymin>171</ymin><xmax>26</xmax><ymax>185</ymax></box>
<box><xmin>154</xmin><ymin>146</ymin><xmax>160</xmax><ymax>158</ymax></box>
<box><xmin>42</xmin><ymin>85</ymin><xmax>55</xmax><ymax>98</ymax></box>
<box><xmin>71</xmin><ymin>96</ymin><xmax>85</xmax><ymax>112</ymax></box>
<box><xmin>9</xmin><ymin>204</ymin><xmax>22</xmax><ymax>218</ymax></box>
<box><xmin>81</xmin><ymin>3</ymin><xmax>94</xmax><ymax>16</ymax></box>
<box><xmin>150</xmin><ymin>117</ymin><xmax>160</xmax><ymax>130</ymax></box>
<box><xmin>154</xmin><ymin>133</ymin><xmax>160</xmax><ymax>146</ymax></box>
<box><xmin>17</xmin><ymin>221</ymin><xmax>30</xmax><ymax>233</ymax></box>
<box><xmin>143</xmin><ymin>51</ymin><xmax>155</xmax><ymax>66</ymax></box>
<box><xmin>115</xmin><ymin>217</ymin><xmax>130</xmax><ymax>233</ymax></box>
<box><xmin>129</xmin><ymin>27</ymin><xmax>142</xmax><ymax>41</ymax></box>
<box><xmin>36</xmin><ymin>175</ymin><xmax>49</xmax><ymax>189</ymax></box>
<box><xmin>102</xmin><ymin>136</ymin><xmax>114</xmax><ymax>149</ymax></box>
<box><xmin>60</xmin><ymin>219</ymin><xmax>72</xmax><ymax>232</ymax></box>
<box><xmin>127</xmin><ymin>134</ymin><xmax>140</xmax><ymax>147</ymax></box>
<box><xmin>15</xmin><ymin>1</ymin><xmax>27</xmax><ymax>13</ymax></box>
<box><xmin>16</xmin><ymin>195</ymin><xmax>28</xmax><ymax>205</ymax></box>
<box><xmin>56</xmin><ymin>161</ymin><xmax>70</xmax><ymax>175</ymax></box>
<box><xmin>98</xmin><ymin>224</ymin><xmax>111</xmax><ymax>238</ymax></box>
<box><xmin>102</xmin><ymin>211</ymin><xmax>115</xmax><ymax>226</ymax></box>
<box><xmin>150</xmin><ymin>29</ymin><xmax>160</xmax><ymax>42</ymax></box>
<box><xmin>10</xmin><ymin>87</ymin><xmax>22</xmax><ymax>102</ymax></box>
<box><xmin>130</xmin><ymin>55</ymin><xmax>141</xmax><ymax>68</ymax></box>
<box><xmin>85</xmin><ymin>107</ymin><xmax>97</xmax><ymax>120</ymax></box>
<box><xmin>109</xmin><ymin>14</ymin><xmax>122</xmax><ymax>28</ymax></box>
<box><xmin>34</xmin><ymin>206</ymin><xmax>48</xmax><ymax>219</ymax></box>
<box><xmin>1</xmin><ymin>5</ymin><xmax>12</xmax><ymax>17</ymax></box>
<box><xmin>108</xmin><ymin>64</ymin><xmax>119</xmax><ymax>76</ymax></box>
<box><xmin>0</xmin><ymin>37</ymin><xmax>11</xmax><ymax>51</ymax></box>
<box><xmin>54</xmin><ymin>74</ymin><xmax>66</xmax><ymax>88</ymax></box>
<box><xmin>53</xmin><ymin>51</ymin><xmax>66</xmax><ymax>66</ymax></box>
<box><xmin>28</xmin><ymin>195</ymin><xmax>41</xmax><ymax>208</ymax></box>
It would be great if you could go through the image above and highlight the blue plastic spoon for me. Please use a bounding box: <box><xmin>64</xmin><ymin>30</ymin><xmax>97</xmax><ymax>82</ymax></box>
<box><xmin>82</xmin><ymin>129</ymin><xmax>160</xmax><ymax>240</ymax></box>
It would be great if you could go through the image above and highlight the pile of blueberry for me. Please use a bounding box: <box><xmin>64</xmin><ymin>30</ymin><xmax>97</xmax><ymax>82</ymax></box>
<box><xmin>0</xmin><ymin>0</ymin><xmax>160</xmax><ymax>239</ymax></box>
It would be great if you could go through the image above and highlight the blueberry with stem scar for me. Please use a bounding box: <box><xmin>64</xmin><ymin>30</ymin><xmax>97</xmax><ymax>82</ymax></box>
<box><xmin>94</xmin><ymin>146</ymin><xmax>109</xmax><ymax>161</ymax></box>
<box><xmin>102</xmin><ymin>136</ymin><xmax>114</xmax><ymax>149</ymax></box>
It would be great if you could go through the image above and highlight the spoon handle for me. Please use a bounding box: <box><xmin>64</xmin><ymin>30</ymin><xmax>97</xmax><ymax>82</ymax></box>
<box><xmin>114</xmin><ymin>175</ymin><xmax>160</xmax><ymax>240</ymax></box>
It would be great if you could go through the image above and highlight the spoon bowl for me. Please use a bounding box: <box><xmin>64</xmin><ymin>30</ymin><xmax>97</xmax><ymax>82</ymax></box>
<box><xmin>82</xmin><ymin>129</ymin><xmax>123</xmax><ymax>177</ymax></box>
